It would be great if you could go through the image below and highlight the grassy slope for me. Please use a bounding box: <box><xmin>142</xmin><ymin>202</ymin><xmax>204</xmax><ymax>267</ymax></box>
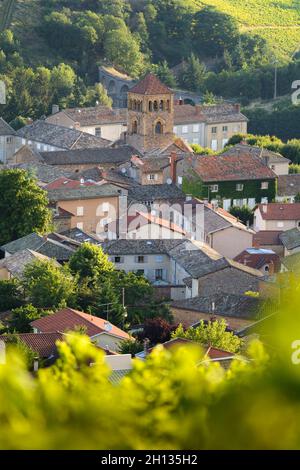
<box><xmin>194</xmin><ymin>0</ymin><xmax>300</xmax><ymax>61</ymax></box>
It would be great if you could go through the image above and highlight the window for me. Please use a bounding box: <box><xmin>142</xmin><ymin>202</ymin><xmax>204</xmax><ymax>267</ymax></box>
<box><xmin>77</xmin><ymin>222</ymin><xmax>83</xmax><ymax>230</ymax></box>
<box><xmin>6</xmin><ymin>137</ymin><xmax>12</xmax><ymax>144</ymax></box>
<box><xmin>193</xmin><ymin>124</ymin><xmax>200</xmax><ymax>133</ymax></box>
<box><xmin>182</xmin><ymin>125</ymin><xmax>188</xmax><ymax>134</ymax></box>
<box><xmin>136</xmin><ymin>269</ymin><xmax>144</xmax><ymax>276</ymax></box>
<box><xmin>236</xmin><ymin>183</ymin><xmax>244</xmax><ymax>191</ymax></box>
<box><xmin>132</xmin><ymin>120</ymin><xmax>138</xmax><ymax>134</ymax></box>
<box><xmin>222</xmin><ymin>138</ymin><xmax>229</xmax><ymax>148</ymax></box>
<box><xmin>22</xmin><ymin>139</ymin><xmax>26</xmax><ymax>145</ymax></box>
<box><xmin>211</xmin><ymin>139</ymin><xmax>218</xmax><ymax>151</ymax></box>
<box><xmin>261</xmin><ymin>197</ymin><xmax>268</xmax><ymax>204</ymax></box>
<box><xmin>155</xmin><ymin>255</ymin><xmax>163</xmax><ymax>263</ymax></box>
<box><xmin>211</xmin><ymin>127</ymin><xmax>217</xmax><ymax>134</ymax></box>
<box><xmin>114</xmin><ymin>256</ymin><xmax>123</xmax><ymax>264</ymax></box>
<box><xmin>261</xmin><ymin>182</ymin><xmax>269</xmax><ymax>190</ymax></box>
<box><xmin>37</xmin><ymin>143</ymin><xmax>41</xmax><ymax>150</ymax></box>
<box><xmin>155</xmin><ymin>121</ymin><xmax>162</xmax><ymax>134</ymax></box>
<box><xmin>222</xmin><ymin>126</ymin><xmax>228</xmax><ymax>133</ymax></box>
<box><xmin>271</xmin><ymin>164</ymin><xmax>276</xmax><ymax>171</ymax></box>
<box><xmin>173</xmin><ymin>126</ymin><xmax>178</xmax><ymax>134</ymax></box>
<box><xmin>147</xmin><ymin>174</ymin><xmax>157</xmax><ymax>181</ymax></box>
<box><xmin>95</xmin><ymin>127</ymin><xmax>101</xmax><ymax>137</ymax></box>
<box><xmin>297</xmin><ymin>221</ymin><xmax>300</xmax><ymax>228</ymax></box>
<box><xmin>178</xmin><ymin>176</ymin><xmax>183</xmax><ymax>185</ymax></box>
<box><xmin>155</xmin><ymin>269</ymin><xmax>163</xmax><ymax>281</ymax></box>
<box><xmin>137</xmin><ymin>256</ymin><xmax>145</xmax><ymax>263</ymax></box>
<box><xmin>77</xmin><ymin>206</ymin><xmax>84</xmax><ymax>216</ymax></box>
<box><xmin>210</xmin><ymin>184</ymin><xmax>219</xmax><ymax>193</ymax></box>
<box><xmin>102</xmin><ymin>202</ymin><xmax>109</xmax><ymax>213</ymax></box>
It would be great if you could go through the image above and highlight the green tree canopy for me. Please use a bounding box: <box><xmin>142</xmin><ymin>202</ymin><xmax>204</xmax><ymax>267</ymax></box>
<box><xmin>0</xmin><ymin>169</ymin><xmax>52</xmax><ymax>246</ymax></box>
<box><xmin>22</xmin><ymin>260</ymin><xmax>76</xmax><ymax>310</ymax></box>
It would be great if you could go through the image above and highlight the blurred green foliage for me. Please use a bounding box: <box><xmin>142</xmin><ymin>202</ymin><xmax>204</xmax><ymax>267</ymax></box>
<box><xmin>1</xmin><ymin>291</ymin><xmax>300</xmax><ymax>449</ymax></box>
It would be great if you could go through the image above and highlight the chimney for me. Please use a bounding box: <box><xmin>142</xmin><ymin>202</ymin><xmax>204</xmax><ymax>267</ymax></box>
<box><xmin>170</xmin><ymin>151</ymin><xmax>178</xmax><ymax>184</ymax></box>
<box><xmin>43</xmin><ymin>234</ymin><xmax>48</xmax><ymax>242</ymax></box>
<box><xmin>268</xmin><ymin>260</ymin><xmax>275</xmax><ymax>276</ymax></box>
<box><xmin>234</xmin><ymin>103</ymin><xmax>241</xmax><ymax>113</ymax></box>
<box><xmin>195</xmin><ymin>104</ymin><xmax>202</xmax><ymax>115</ymax></box>
<box><xmin>52</xmin><ymin>104</ymin><xmax>59</xmax><ymax>115</ymax></box>
<box><xmin>33</xmin><ymin>357</ymin><xmax>39</xmax><ymax>372</ymax></box>
<box><xmin>80</xmin><ymin>177</ymin><xmax>85</xmax><ymax>186</ymax></box>
<box><xmin>143</xmin><ymin>338</ymin><xmax>150</xmax><ymax>358</ymax></box>
<box><xmin>177</xmin><ymin>97</ymin><xmax>184</xmax><ymax>106</ymax></box>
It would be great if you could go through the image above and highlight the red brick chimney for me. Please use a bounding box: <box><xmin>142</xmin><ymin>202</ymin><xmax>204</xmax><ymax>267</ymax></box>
<box><xmin>170</xmin><ymin>152</ymin><xmax>178</xmax><ymax>184</ymax></box>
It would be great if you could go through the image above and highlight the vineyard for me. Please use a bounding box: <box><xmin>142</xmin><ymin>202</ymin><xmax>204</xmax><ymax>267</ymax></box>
<box><xmin>194</xmin><ymin>0</ymin><xmax>300</xmax><ymax>60</ymax></box>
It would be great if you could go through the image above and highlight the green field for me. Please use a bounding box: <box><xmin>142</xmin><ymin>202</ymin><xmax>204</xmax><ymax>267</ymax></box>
<box><xmin>194</xmin><ymin>0</ymin><xmax>300</xmax><ymax>61</ymax></box>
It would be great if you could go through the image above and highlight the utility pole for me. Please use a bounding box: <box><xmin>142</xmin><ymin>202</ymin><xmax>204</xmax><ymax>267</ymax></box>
<box><xmin>274</xmin><ymin>59</ymin><xmax>278</xmax><ymax>100</ymax></box>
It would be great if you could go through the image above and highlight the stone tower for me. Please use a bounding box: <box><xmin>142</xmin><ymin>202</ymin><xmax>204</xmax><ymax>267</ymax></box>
<box><xmin>126</xmin><ymin>73</ymin><xmax>175</xmax><ymax>155</ymax></box>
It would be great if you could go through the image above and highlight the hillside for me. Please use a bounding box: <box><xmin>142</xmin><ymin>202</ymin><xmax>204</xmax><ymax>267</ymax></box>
<box><xmin>194</xmin><ymin>0</ymin><xmax>300</xmax><ymax>61</ymax></box>
<box><xmin>1</xmin><ymin>0</ymin><xmax>300</xmax><ymax>66</ymax></box>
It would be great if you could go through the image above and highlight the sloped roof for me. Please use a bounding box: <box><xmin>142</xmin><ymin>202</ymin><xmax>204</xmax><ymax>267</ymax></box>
<box><xmin>61</xmin><ymin>106</ymin><xmax>127</xmax><ymax>126</ymax></box>
<box><xmin>234</xmin><ymin>248</ymin><xmax>281</xmax><ymax>272</ymax></box>
<box><xmin>278</xmin><ymin>174</ymin><xmax>300</xmax><ymax>197</ymax></box>
<box><xmin>195</xmin><ymin>152</ymin><xmax>276</xmax><ymax>182</ymax></box>
<box><xmin>0</xmin><ymin>117</ymin><xmax>16</xmax><ymax>136</ymax></box>
<box><xmin>130</xmin><ymin>73</ymin><xmax>172</xmax><ymax>95</ymax></box>
<box><xmin>253</xmin><ymin>230</ymin><xmax>283</xmax><ymax>246</ymax></box>
<box><xmin>0</xmin><ymin>332</ymin><xmax>63</xmax><ymax>358</ymax></box>
<box><xmin>41</xmin><ymin>146</ymin><xmax>136</xmax><ymax>166</ymax></box>
<box><xmin>17</xmin><ymin>120</ymin><xmax>111</xmax><ymax>150</ymax></box>
<box><xmin>281</xmin><ymin>252</ymin><xmax>300</xmax><ymax>273</ymax></box>
<box><xmin>30</xmin><ymin>308</ymin><xmax>130</xmax><ymax>339</ymax></box>
<box><xmin>47</xmin><ymin>183</ymin><xmax>122</xmax><ymax>202</ymax></box>
<box><xmin>257</xmin><ymin>203</ymin><xmax>300</xmax><ymax>220</ymax></box>
<box><xmin>1</xmin><ymin>233</ymin><xmax>75</xmax><ymax>261</ymax></box>
<box><xmin>5</xmin><ymin>162</ymin><xmax>75</xmax><ymax>183</ymax></box>
<box><xmin>279</xmin><ymin>228</ymin><xmax>300</xmax><ymax>250</ymax></box>
<box><xmin>0</xmin><ymin>249</ymin><xmax>57</xmax><ymax>278</ymax></box>
<box><xmin>223</xmin><ymin>144</ymin><xmax>289</xmax><ymax>164</ymax></box>
<box><xmin>102</xmin><ymin>239</ymin><xmax>186</xmax><ymax>255</ymax></box>
<box><xmin>128</xmin><ymin>183</ymin><xmax>184</xmax><ymax>203</ymax></box>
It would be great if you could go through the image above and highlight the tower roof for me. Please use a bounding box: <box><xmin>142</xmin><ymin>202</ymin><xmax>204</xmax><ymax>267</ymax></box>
<box><xmin>130</xmin><ymin>73</ymin><xmax>173</xmax><ymax>95</ymax></box>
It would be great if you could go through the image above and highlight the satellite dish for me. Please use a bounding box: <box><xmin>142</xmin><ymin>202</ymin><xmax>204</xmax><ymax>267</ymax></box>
<box><xmin>121</xmin><ymin>168</ymin><xmax>126</xmax><ymax>174</ymax></box>
<box><xmin>104</xmin><ymin>322</ymin><xmax>113</xmax><ymax>332</ymax></box>
<box><xmin>166</xmin><ymin>178</ymin><xmax>172</xmax><ymax>185</ymax></box>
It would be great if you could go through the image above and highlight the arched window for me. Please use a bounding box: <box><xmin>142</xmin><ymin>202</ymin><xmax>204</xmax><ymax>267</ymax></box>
<box><xmin>149</xmin><ymin>101</ymin><xmax>153</xmax><ymax>112</ymax></box>
<box><xmin>159</xmin><ymin>100</ymin><xmax>164</xmax><ymax>111</ymax></box>
<box><xmin>132</xmin><ymin>120</ymin><xmax>138</xmax><ymax>134</ymax></box>
<box><xmin>133</xmin><ymin>100</ymin><xmax>137</xmax><ymax>110</ymax></box>
<box><xmin>166</xmin><ymin>100</ymin><xmax>170</xmax><ymax>111</ymax></box>
<box><xmin>155</xmin><ymin>121</ymin><xmax>162</xmax><ymax>134</ymax></box>
<box><xmin>153</xmin><ymin>101</ymin><xmax>158</xmax><ymax>111</ymax></box>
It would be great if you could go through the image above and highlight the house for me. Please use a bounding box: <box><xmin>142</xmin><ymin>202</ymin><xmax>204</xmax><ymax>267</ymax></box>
<box><xmin>174</xmin><ymin>103</ymin><xmax>248</xmax><ymax>151</ymax></box>
<box><xmin>170</xmin><ymin>293</ymin><xmax>263</xmax><ymax>334</ymax></box>
<box><xmin>46</xmin><ymin>105</ymin><xmax>127</xmax><ymax>142</ymax></box>
<box><xmin>136</xmin><ymin>337</ymin><xmax>236</xmax><ymax>366</ymax></box>
<box><xmin>0</xmin><ymin>118</ymin><xmax>22</xmax><ymax>163</ymax></box>
<box><xmin>223</xmin><ymin>144</ymin><xmax>290</xmax><ymax>176</ymax></box>
<box><xmin>128</xmin><ymin>183</ymin><xmax>185</xmax><ymax>209</ymax></box>
<box><xmin>279</xmin><ymin>228</ymin><xmax>300</xmax><ymax>256</ymax></box>
<box><xmin>39</xmin><ymin>146</ymin><xmax>138</xmax><ymax>173</ymax></box>
<box><xmin>253</xmin><ymin>203</ymin><xmax>300</xmax><ymax>232</ymax></box>
<box><xmin>0</xmin><ymin>232</ymin><xmax>76</xmax><ymax>262</ymax></box>
<box><xmin>172</xmin><ymin>198</ymin><xmax>254</xmax><ymax>258</ymax></box>
<box><xmin>30</xmin><ymin>307</ymin><xmax>130</xmax><ymax>352</ymax></box>
<box><xmin>3</xmin><ymin>161</ymin><xmax>75</xmax><ymax>186</ymax></box>
<box><xmin>46</xmin><ymin>184</ymin><xmax>123</xmax><ymax>236</ymax></box>
<box><xmin>191</xmin><ymin>146</ymin><xmax>277</xmax><ymax>210</ymax></box>
<box><xmin>126</xmin><ymin>211</ymin><xmax>186</xmax><ymax>240</ymax></box>
<box><xmin>0</xmin><ymin>249</ymin><xmax>59</xmax><ymax>280</ymax></box>
<box><xmin>0</xmin><ymin>332</ymin><xmax>63</xmax><ymax>363</ymax></box>
<box><xmin>118</xmin><ymin>152</ymin><xmax>185</xmax><ymax>187</ymax></box>
<box><xmin>277</xmin><ymin>174</ymin><xmax>300</xmax><ymax>202</ymax></box>
<box><xmin>102</xmin><ymin>238</ymin><xmax>267</xmax><ymax>300</ymax></box>
<box><xmin>15</xmin><ymin>120</ymin><xmax>111</xmax><ymax>154</ymax></box>
<box><xmin>253</xmin><ymin>230</ymin><xmax>284</xmax><ymax>256</ymax></box>
<box><xmin>234</xmin><ymin>248</ymin><xmax>281</xmax><ymax>274</ymax></box>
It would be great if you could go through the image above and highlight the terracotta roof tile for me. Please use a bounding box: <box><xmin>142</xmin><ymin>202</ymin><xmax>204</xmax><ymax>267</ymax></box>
<box><xmin>130</xmin><ymin>73</ymin><xmax>172</xmax><ymax>95</ymax></box>
<box><xmin>257</xmin><ymin>203</ymin><xmax>300</xmax><ymax>220</ymax></box>
<box><xmin>30</xmin><ymin>308</ymin><xmax>130</xmax><ymax>340</ymax></box>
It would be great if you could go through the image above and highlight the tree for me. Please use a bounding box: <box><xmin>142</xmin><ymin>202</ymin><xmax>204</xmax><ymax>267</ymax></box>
<box><xmin>22</xmin><ymin>260</ymin><xmax>76</xmax><ymax>310</ymax></box>
<box><xmin>9</xmin><ymin>304</ymin><xmax>42</xmax><ymax>333</ymax></box>
<box><xmin>69</xmin><ymin>243</ymin><xmax>114</xmax><ymax>282</ymax></box>
<box><xmin>142</xmin><ymin>317</ymin><xmax>174</xmax><ymax>345</ymax></box>
<box><xmin>295</xmin><ymin>193</ymin><xmax>300</xmax><ymax>202</ymax></box>
<box><xmin>83</xmin><ymin>83</ymin><xmax>112</xmax><ymax>107</ymax></box>
<box><xmin>118</xmin><ymin>338</ymin><xmax>143</xmax><ymax>356</ymax></box>
<box><xmin>172</xmin><ymin>320</ymin><xmax>242</xmax><ymax>353</ymax></box>
<box><xmin>179</xmin><ymin>54</ymin><xmax>207</xmax><ymax>92</ymax></box>
<box><xmin>0</xmin><ymin>280</ymin><xmax>22</xmax><ymax>312</ymax></box>
<box><xmin>155</xmin><ymin>60</ymin><xmax>177</xmax><ymax>87</ymax></box>
<box><xmin>229</xmin><ymin>206</ymin><xmax>254</xmax><ymax>226</ymax></box>
<box><xmin>193</xmin><ymin>7</ymin><xmax>239</xmax><ymax>58</ymax></box>
<box><xmin>0</xmin><ymin>169</ymin><xmax>52</xmax><ymax>246</ymax></box>
<box><xmin>4</xmin><ymin>333</ymin><xmax>36</xmax><ymax>369</ymax></box>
